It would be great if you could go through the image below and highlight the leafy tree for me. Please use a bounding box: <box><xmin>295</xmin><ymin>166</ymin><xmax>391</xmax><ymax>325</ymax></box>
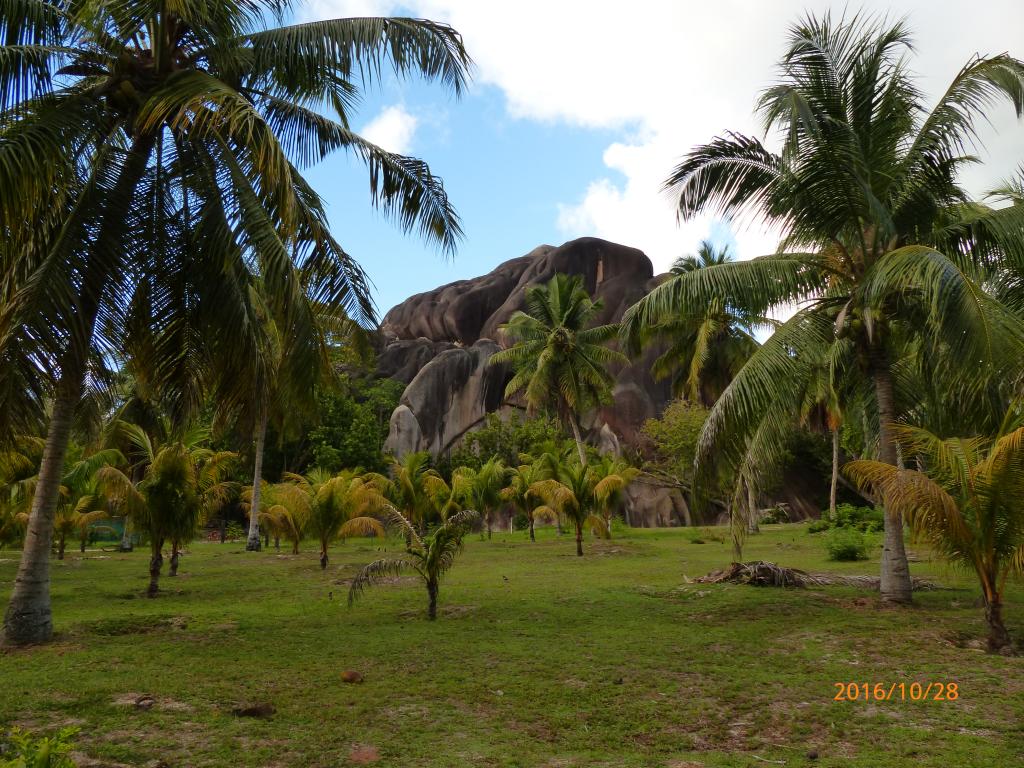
<box><xmin>349</xmin><ymin>509</ymin><xmax>478</xmax><ymax>620</ymax></box>
<box><xmin>451</xmin><ymin>457</ymin><xmax>510</xmax><ymax>538</ymax></box>
<box><xmin>640</xmin><ymin>400</ymin><xmax>710</xmax><ymax>488</ymax></box>
<box><xmin>623</xmin><ymin>13</ymin><xmax>1024</xmax><ymax>604</ymax></box>
<box><xmin>52</xmin><ymin>449</ymin><xmax>124</xmax><ymax>559</ymax></box>
<box><xmin>282</xmin><ymin>468</ymin><xmax>387</xmax><ymax>569</ymax></box>
<box><xmin>96</xmin><ymin>425</ymin><xmax>236</xmax><ymax>595</ymax></box>
<box><xmin>847</xmin><ymin>420</ymin><xmax>1024</xmax><ymax>651</ymax></box>
<box><xmin>490</xmin><ymin>274</ymin><xmax>628</xmax><ymax>466</ymax></box>
<box><xmin>2</xmin><ymin>2</ymin><xmax>471</xmax><ymax>644</ymax></box>
<box><xmin>447</xmin><ymin>412</ymin><xmax>564</xmax><ymax>471</ymax></box>
<box><xmin>308</xmin><ymin>377</ymin><xmax>404</xmax><ymax>473</ymax></box>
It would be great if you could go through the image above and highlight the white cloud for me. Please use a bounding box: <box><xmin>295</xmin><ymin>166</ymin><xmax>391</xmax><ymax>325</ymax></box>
<box><xmin>360</xmin><ymin>104</ymin><xmax>419</xmax><ymax>154</ymax></box>
<box><xmin>307</xmin><ymin>1</ymin><xmax>1024</xmax><ymax>271</ymax></box>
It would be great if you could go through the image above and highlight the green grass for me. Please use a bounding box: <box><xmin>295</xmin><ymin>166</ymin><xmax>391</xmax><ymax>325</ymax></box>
<box><xmin>1</xmin><ymin>525</ymin><xmax>1022</xmax><ymax>767</ymax></box>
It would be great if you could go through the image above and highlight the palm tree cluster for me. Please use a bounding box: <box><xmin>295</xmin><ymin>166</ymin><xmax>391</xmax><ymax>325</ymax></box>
<box><xmin>0</xmin><ymin>2</ymin><xmax>471</xmax><ymax>644</ymax></box>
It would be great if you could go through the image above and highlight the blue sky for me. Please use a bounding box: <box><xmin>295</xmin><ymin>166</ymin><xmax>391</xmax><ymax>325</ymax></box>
<box><xmin>303</xmin><ymin>82</ymin><xmax>623</xmax><ymax>316</ymax></box>
<box><xmin>300</xmin><ymin>0</ymin><xmax>1024</xmax><ymax>320</ymax></box>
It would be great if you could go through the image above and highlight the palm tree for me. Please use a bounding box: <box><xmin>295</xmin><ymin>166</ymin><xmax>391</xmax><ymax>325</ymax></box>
<box><xmin>532</xmin><ymin>456</ymin><xmax>636</xmax><ymax>556</ymax></box>
<box><xmin>252</xmin><ymin>480</ymin><xmax>308</xmax><ymax>555</ymax></box>
<box><xmin>622</xmin><ymin>13</ymin><xmax>1024</xmax><ymax>604</ymax></box>
<box><xmin>96</xmin><ymin>424</ymin><xmax>236</xmax><ymax>595</ymax></box>
<box><xmin>490</xmin><ymin>275</ymin><xmax>629</xmax><ymax>466</ymax></box>
<box><xmin>367</xmin><ymin>452</ymin><xmax>451</xmax><ymax>535</ymax></box>
<box><xmin>52</xmin><ymin>449</ymin><xmax>124</xmax><ymax>559</ymax></box>
<box><xmin>632</xmin><ymin>241</ymin><xmax>769</xmax><ymax>406</ymax></box>
<box><xmin>1</xmin><ymin>3</ymin><xmax>471</xmax><ymax>644</ymax></box>
<box><xmin>501</xmin><ymin>460</ymin><xmax>551</xmax><ymax>542</ymax></box>
<box><xmin>349</xmin><ymin>508</ymin><xmax>478</xmax><ymax>620</ymax></box>
<box><xmin>846</xmin><ymin>420</ymin><xmax>1024</xmax><ymax>651</ymax></box>
<box><xmin>282</xmin><ymin>468</ymin><xmax>386</xmax><ymax>569</ymax></box>
<box><xmin>451</xmin><ymin>457</ymin><xmax>510</xmax><ymax>539</ymax></box>
<box><xmin>589</xmin><ymin>455</ymin><xmax>640</xmax><ymax>538</ymax></box>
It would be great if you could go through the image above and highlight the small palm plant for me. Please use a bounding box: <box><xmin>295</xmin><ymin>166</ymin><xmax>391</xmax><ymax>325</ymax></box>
<box><xmin>255</xmin><ymin>481</ymin><xmax>308</xmax><ymax>554</ymax></box>
<box><xmin>501</xmin><ymin>460</ymin><xmax>552</xmax><ymax>541</ymax></box>
<box><xmin>589</xmin><ymin>456</ymin><xmax>640</xmax><ymax>538</ymax></box>
<box><xmin>283</xmin><ymin>469</ymin><xmax>387</xmax><ymax>569</ymax></box>
<box><xmin>451</xmin><ymin>458</ymin><xmax>510</xmax><ymax>538</ymax></box>
<box><xmin>97</xmin><ymin>424</ymin><xmax>236</xmax><ymax>595</ymax></box>
<box><xmin>52</xmin><ymin>449</ymin><xmax>125</xmax><ymax>559</ymax></box>
<box><xmin>366</xmin><ymin>452</ymin><xmax>451</xmax><ymax>535</ymax></box>
<box><xmin>349</xmin><ymin>509</ymin><xmax>478</xmax><ymax>620</ymax></box>
<box><xmin>846</xmin><ymin>422</ymin><xmax>1024</xmax><ymax>651</ymax></box>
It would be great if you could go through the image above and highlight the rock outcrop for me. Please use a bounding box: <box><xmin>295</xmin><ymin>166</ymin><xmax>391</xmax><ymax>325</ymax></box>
<box><xmin>380</xmin><ymin>237</ymin><xmax>671</xmax><ymax>460</ymax></box>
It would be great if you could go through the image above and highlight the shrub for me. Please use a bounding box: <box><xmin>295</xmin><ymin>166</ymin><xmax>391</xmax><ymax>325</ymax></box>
<box><xmin>806</xmin><ymin>518</ymin><xmax>830</xmax><ymax>534</ymax></box>
<box><xmin>825</xmin><ymin>528</ymin><xmax>869</xmax><ymax>561</ymax></box>
<box><xmin>1</xmin><ymin>728</ymin><xmax>77</xmax><ymax>767</ymax></box>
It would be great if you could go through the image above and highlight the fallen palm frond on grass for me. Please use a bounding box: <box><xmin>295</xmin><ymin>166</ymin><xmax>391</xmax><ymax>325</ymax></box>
<box><xmin>693</xmin><ymin>561</ymin><xmax>940</xmax><ymax>590</ymax></box>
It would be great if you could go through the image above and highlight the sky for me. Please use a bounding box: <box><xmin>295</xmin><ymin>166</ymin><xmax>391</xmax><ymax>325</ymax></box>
<box><xmin>298</xmin><ymin>1</ymin><xmax>1024</xmax><ymax>318</ymax></box>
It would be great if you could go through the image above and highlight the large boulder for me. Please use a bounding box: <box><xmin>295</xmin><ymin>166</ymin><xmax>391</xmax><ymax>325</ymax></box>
<box><xmin>384</xmin><ymin>339</ymin><xmax>509</xmax><ymax>457</ymax></box>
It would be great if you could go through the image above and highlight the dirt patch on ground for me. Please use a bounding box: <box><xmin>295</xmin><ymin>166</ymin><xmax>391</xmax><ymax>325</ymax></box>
<box><xmin>347</xmin><ymin>744</ymin><xmax>381</xmax><ymax>764</ymax></box>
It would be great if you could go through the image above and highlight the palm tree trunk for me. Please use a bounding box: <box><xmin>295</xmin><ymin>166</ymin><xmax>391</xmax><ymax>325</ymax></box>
<box><xmin>120</xmin><ymin>514</ymin><xmax>134</xmax><ymax>552</ymax></box>
<box><xmin>870</xmin><ymin>348</ymin><xmax>913</xmax><ymax>605</ymax></box>
<box><xmin>80</xmin><ymin>537</ymin><xmax>86</xmax><ymax>554</ymax></box>
<box><xmin>57</xmin><ymin>534</ymin><xmax>66</xmax><ymax>561</ymax></box>
<box><xmin>746</xmin><ymin>478</ymin><xmax>759</xmax><ymax>534</ymax></box>
<box><xmin>246</xmin><ymin>413</ymin><xmax>268</xmax><ymax>552</ymax></box>
<box><xmin>427</xmin><ymin>577</ymin><xmax>439</xmax><ymax>620</ymax></box>
<box><xmin>274</xmin><ymin>536</ymin><xmax>280</xmax><ymax>551</ymax></box>
<box><xmin>567</xmin><ymin>412</ymin><xmax>588</xmax><ymax>466</ymax></box>
<box><xmin>985</xmin><ymin>596</ymin><xmax>1011</xmax><ymax>652</ymax></box>
<box><xmin>529</xmin><ymin>514</ymin><xmax>536</xmax><ymax>542</ymax></box>
<box><xmin>169</xmin><ymin>542</ymin><xmax>180</xmax><ymax>577</ymax></box>
<box><xmin>829</xmin><ymin>428</ymin><xmax>840</xmax><ymax>522</ymax></box>
<box><xmin>3</xmin><ymin>381</ymin><xmax>79</xmax><ymax>645</ymax></box>
<box><xmin>575</xmin><ymin>522</ymin><xmax>584</xmax><ymax>556</ymax></box>
<box><xmin>3</xmin><ymin>132</ymin><xmax>154</xmax><ymax>645</ymax></box>
<box><xmin>148</xmin><ymin>540</ymin><xmax>164</xmax><ymax>598</ymax></box>
<box><xmin>319</xmin><ymin>542</ymin><xmax>329</xmax><ymax>570</ymax></box>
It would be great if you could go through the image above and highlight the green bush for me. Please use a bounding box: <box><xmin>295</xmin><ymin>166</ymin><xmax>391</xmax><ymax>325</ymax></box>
<box><xmin>811</xmin><ymin>504</ymin><xmax>884</xmax><ymax>534</ymax></box>
<box><xmin>1</xmin><ymin>728</ymin><xmax>77</xmax><ymax>767</ymax></box>
<box><xmin>825</xmin><ymin>528</ymin><xmax>869</xmax><ymax>561</ymax></box>
<box><xmin>806</xmin><ymin>518</ymin><xmax>830</xmax><ymax>534</ymax></box>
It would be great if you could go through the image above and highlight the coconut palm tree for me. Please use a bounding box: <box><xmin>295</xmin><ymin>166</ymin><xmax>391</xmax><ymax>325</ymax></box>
<box><xmin>589</xmin><ymin>455</ymin><xmax>640</xmax><ymax>538</ymax></box>
<box><xmin>1</xmin><ymin>3</ymin><xmax>470</xmax><ymax>645</ymax></box>
<box><xmin>846</xmin><ymin>419</ymin><xmax>1024</xmax><ymax>651</ymax></box>
<box><xmin>349</xmin><ymin>508</ymin><xmax>478</xmax><ymax>620</ymax></box>
<box><xmin>622</xmin><ymin>13</ymin><xmax>1024</xmax><ymax>604</ymax></box>
<box><xmin>630</xmin><ymin>241</ymin><xmax>770</xmax><ymax>406</ymax></box>
<box><xmin>279</xmin><ymin>468</ymin><xmax>387</xmax><ymax>569</ymax></box>
<box><xmin>51</xmin><ymin>449</ymin><xmax>124</xmax><ymax>559</ymax></box>
<box><xmin>533</xmin><ymin>455</ymin><xmax>636</xmax><ymax>556</ymax></box>
<box><xmin>501</xmin><ymin>460</ymin><xmax>551</xmax><ymax>542</ymax></box>
<box><xmin>251</xmin><ymin>480</ymin><xmax>308</xmax><ymax>555</ymax></box>
<box><xmin>451</xmin><ymin>457</ymin><xmax>510</xmax><ymax>539</ymax></box>
<box><xmin>95</xmin><ymin>424</ymin><xmax>236</xmax><ymax>595</ymax></box>
<box><xmin>366</xmin><ymin>452</ymin><xmax>451</xmax><ymax>535</ymax></box>
<box><xmin>490</xmin><ymin>275</ymin><xmax>629</xmax><ymax>466</ymax></box>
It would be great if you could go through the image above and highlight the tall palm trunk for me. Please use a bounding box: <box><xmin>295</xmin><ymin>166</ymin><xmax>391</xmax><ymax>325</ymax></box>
<box><xmin>4</xmin><ymin>379</ymin><xmax>83</xmax><ymax>644</ymax></box>
<box><xmin>575</xmin><ymin>522</ymin><xmax>584</xmax><ymax>556</ymax></box>
<box><xmin>870</xmin><ymin>348</ymin><xmax>913</xmax><ymax>605</ymax></box>
<box><xmin>3</xmin><ymin>135</ymin><xmax>154</xmax><ymax>645</ymax></box>
<box><xmin>246</xmin><ymin>413</ymin><xmax>268</xmax><ymax>552</ymax></box>
<box><xmin>319</xmin><ymin>542</ymin><xmax>329</xmax><ymax>570</ymax></box>
<box><xmin>426</xmin><ymin>576</ymin><xmax>439</xmax><ymax>620</ymax></box>
<box><xmin>566</xmin><ymin>408</ymin><xmax>588</xmax><ymax>466</ymax></box>
<box><xmin>57</xmin><ymin>533</ymin><xmax>66</xmax><ymax>561</ymax></box>
<box><xmin>829</xmin><ymin>428</ymin><xmax>840</xmax><ymax>522</ymax></box>
<box><xmin>528</xmin><ymin>513</ymin><xmax>536</xmax><ymax>542</ymax></box>
<box><xmin>79</xmin><ymin>537</ymin><xmax>86</xmax><ymax>553</ymax></box>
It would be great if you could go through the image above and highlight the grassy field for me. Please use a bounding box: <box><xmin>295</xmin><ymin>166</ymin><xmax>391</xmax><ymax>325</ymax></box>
<box><xmin>1</xmin><ymin>525</ymin><xmax>1021</xmax><ymax>767</ymax></box>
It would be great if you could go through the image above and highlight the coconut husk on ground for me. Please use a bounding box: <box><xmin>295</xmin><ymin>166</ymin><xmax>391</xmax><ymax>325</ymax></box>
<box><xmin>693</xmin><ymin>561</ymin><xmax>939</xmax><ymax>590</ymax></box>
